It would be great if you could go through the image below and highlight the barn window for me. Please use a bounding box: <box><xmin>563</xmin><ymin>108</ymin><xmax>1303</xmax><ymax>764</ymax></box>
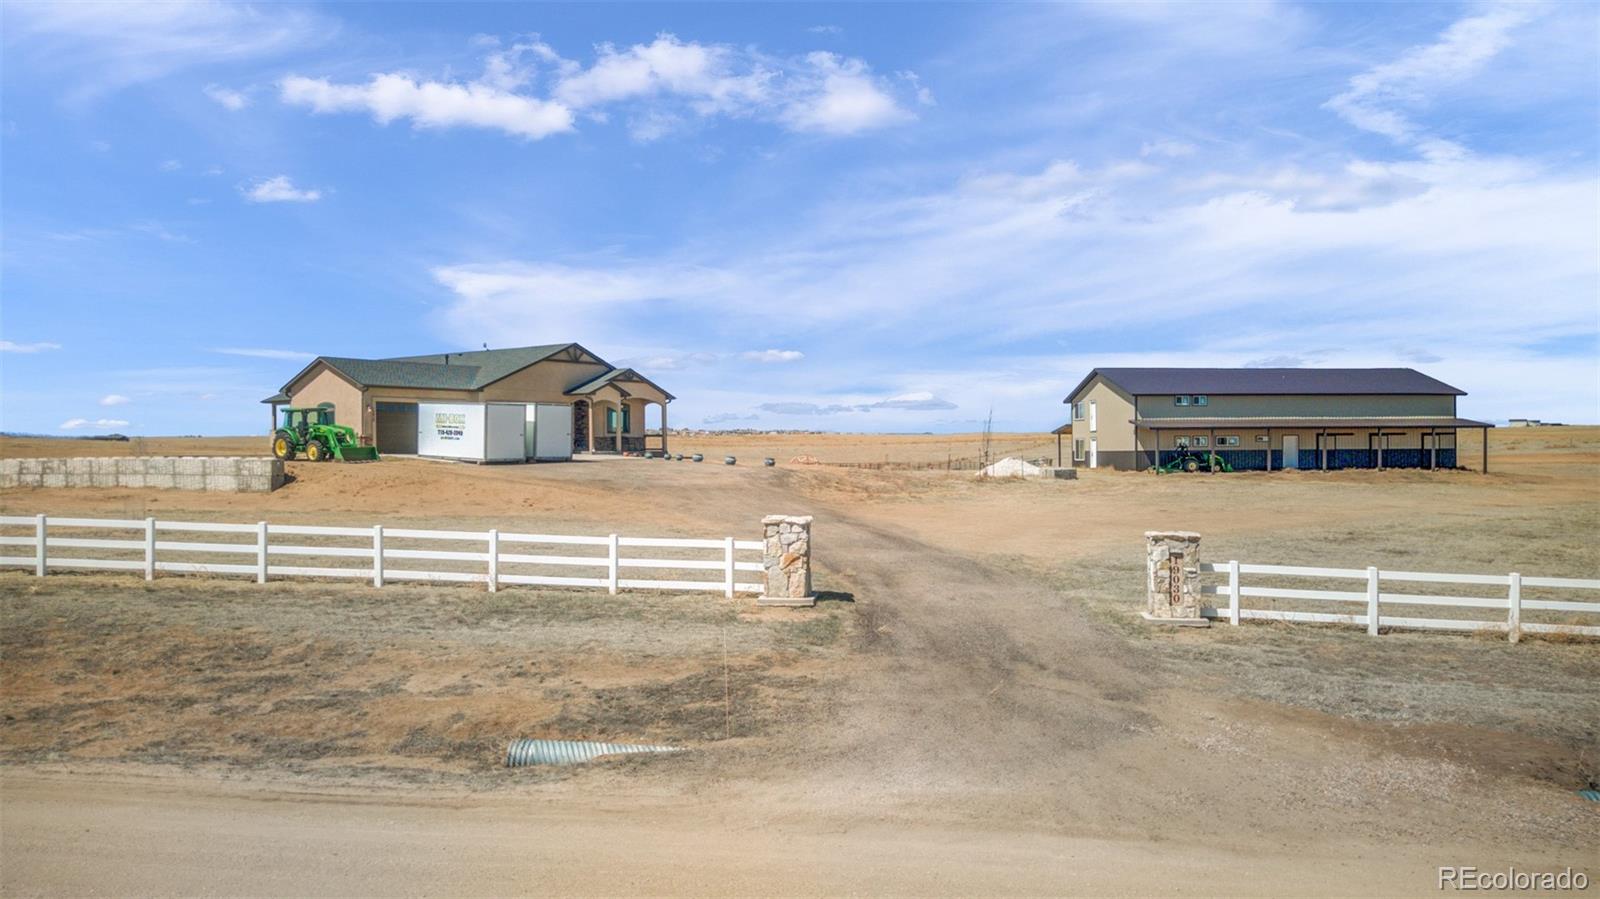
<box><xmin>1174</xmin><ymin>436</ymin><xmax>1190</xmax><ymax>447</ymax></box>
<box><xmin>1193</xmin><ymin>435</ymin><xmax>1209</xmax><ymax>447</ymax></box>
<box><xmin>1174</xmin><ymin>395</ymin><xmax>1190</xmax><ymax>406</ymax></box>
<box><xmin>1193</xmin><ymin>395</ymin><xmax>1208</xmax><ymax>406</ymax></box>
<box><xmin>1218</xmin><ymin>435</ymin><xmax>1239</xmax><ymax>446</ymax></box>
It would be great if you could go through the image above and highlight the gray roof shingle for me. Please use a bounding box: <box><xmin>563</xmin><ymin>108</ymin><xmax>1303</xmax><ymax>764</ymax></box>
<box><xmin>1067</xmin><ymin>367</ymin><xmax>1465</xmax><ymax>401</ymax></box>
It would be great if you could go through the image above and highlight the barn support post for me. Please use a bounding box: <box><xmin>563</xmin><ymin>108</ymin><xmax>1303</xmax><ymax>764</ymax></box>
<box><xmin>1429</xmin><ymin>428</ymin><xmax>1437</xmax><ymax>470</ymax></box>
<box><xmin>1376</xmin><ymin>432</ymin><xmax>1384</xmax><ymax>470</ymax></box>
<box><xmin>1319</xmin><ymin>430</ymin><xmax>1327</xmax><ymax>471</ymax></box>
<box><xmin>1265</xmin><ymin>428</ymin><xmax>1272</xmax><ymax>471</ymax></box>
<box><xmin>1481</xmin><ymin>428</ymin><xmax>1489</xmax><ymax>473</ymax></box>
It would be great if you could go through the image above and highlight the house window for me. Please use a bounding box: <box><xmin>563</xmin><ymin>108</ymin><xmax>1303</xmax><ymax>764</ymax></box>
<box><xmin>1217</xmin><ymin>435</ymin><xmax>1239</xmax><ymax>447</ymax></box>
<box><xmin>1174</xmin><ymin>395</ymin><xmax>1190</xmax><ymax>406</ymax></box>
<box><xmin>605</xmin><ymin>407</ymin><xmax>632</xmax><ymax>434</ymax></box>
<box><xmin>1193</xmin><ymin>395</ymin><xmax>1208</xmax><ymax>406</ymax></box>
<box><xmin>1193</xmin><ymin>436</ymin><xmax>1209</xmax><ymax>447</ymax></box>
<box><xmin>1073</xmin><ymin>439</ymin><xmax>1086</xmax><ymax>461</ymax></box>
<box><xmin>1073</xmin><ymin>402</ymin><xmax>1085</xmax><ymax>420</ymax></box>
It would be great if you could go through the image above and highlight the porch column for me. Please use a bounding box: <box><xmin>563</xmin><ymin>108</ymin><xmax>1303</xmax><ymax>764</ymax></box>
<box><xmin>1481</xmin><ymin>427</ymin><xmax>1488</xmax><ymax>474</ymax></box>
<box><xmin>660</xmin><ymin>402</ymin><xmax>669</xmax><ymax>455</ymax></box>
<box><xmin>615</xmin><ymin>401</ymin><xmax>622</xmax><ymax>454</ymax></box>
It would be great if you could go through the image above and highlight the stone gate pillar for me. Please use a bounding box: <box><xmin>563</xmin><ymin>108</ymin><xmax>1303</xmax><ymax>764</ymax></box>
<box><xmin>758</xmin><ymin>515</ymin><xmax>816</xmax><ymax>607</ymax></box>
<box><xmin>1144</xmin><ymin>530</ymin><xmax>1207</xmax><ymax>625</ymax></box>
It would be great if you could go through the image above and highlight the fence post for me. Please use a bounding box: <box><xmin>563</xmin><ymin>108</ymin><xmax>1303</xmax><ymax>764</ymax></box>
<box><xmin>1507</xmin><ymin>572</ymin><xmax>1521</xmax><ymax>644</ymax></box>
<box><xmin>144</xmin><ymin>517</ymin><xmax>156</xmax><ymax>581</ymax></box>
<box><xmin>1366</xmin><ymin>567</ymin><xmax>1380</xmax><ymax>636</ymax></box>
<box><xmin>256</xmin><ymin>521</ymin><xmax>268</xmax><ymax>584</ymax></box>
<box><xmin>1227</xmin><ymin>559</ymin><xmax>1240</xmax><ymax>626</ymax></box>
<box><xmin>608</xmin><ymin>533</ymin><xmax>619</xmax><ymax>595</ymax></box>
<box><xmin>372</xmin><ymin>525</ymin><xmax>384</xmax><ymax>588</ymax></box>
<box><xmin>723</xmin><ymin>536</ymin><xmax>736</xmax><ymax>598</ymax></box>
<box><xmin>487</xmin><ymin>529</ymin><xmax>499</xmax><ymax>593</ymax></box>
<box><xmin>34</xmin><ymin>513</ymin><xmax>46</xmax><ymax>577</ymax></box>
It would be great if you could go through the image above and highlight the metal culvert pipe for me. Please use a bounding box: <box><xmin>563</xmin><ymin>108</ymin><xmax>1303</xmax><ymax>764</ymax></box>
<box><xmin>763</xmin><ymin>457</ymin><xmax>775</xmax><ymax>467</ymax></box>
<box><xmin>691</xmin><ymin>454</ymin><xmax>704</xmax><ymax>462</ymax></box>
<box><xmin>506</xmin><ymin>738</ymin><xmax>684</xmax><ymax>767</ymax></box>
<box><xmin>724</xmin><ymin>456</ymin><xmax>736</xmax><ymax>465</ymax></box>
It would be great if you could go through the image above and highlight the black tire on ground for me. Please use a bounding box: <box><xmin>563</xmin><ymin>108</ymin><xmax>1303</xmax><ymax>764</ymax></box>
<box><xmin>307</xmin><ymin>439</ymin><xmax>331</xmax><ymax>462</ymax></box>
<box><xmin>272</xmin><ymin>432</ymin><xmax>296</xmax><ymax>461</ymax></box>
<box><xmin>1183</xmin><ymin>458</ymin><xmax>1200</xmax><ymax>473</ymax></box>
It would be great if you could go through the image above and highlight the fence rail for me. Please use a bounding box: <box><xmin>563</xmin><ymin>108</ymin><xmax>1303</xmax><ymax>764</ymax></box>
<box><xmin>0</xmin><ymin>514</ymin><xmax>765</xmax><ymax>597</ymax></box>
<box><xmin>1196</xmin><ymin>561</ymin><xmax>1600</xmax><ymax>642</ymax></box>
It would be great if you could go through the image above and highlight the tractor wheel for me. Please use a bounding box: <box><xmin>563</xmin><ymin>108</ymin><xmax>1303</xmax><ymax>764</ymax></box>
<box><xmin>306</xmin><ymin>439</ymin><xmax>331</xmax><ymax>462</ymax></box>
<box><xmin>272</xmin><ymin>432</ymin><xmax>296</xmax><ymax>461</ymax></box>
<box><xmin>1183</xmin><ymin>458</ymin><xmax>1201</xmax><ymax>473</ymax></box>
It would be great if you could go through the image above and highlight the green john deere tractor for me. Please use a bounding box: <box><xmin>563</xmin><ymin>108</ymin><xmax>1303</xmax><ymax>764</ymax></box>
<box><xmin>1159</xmin><ymin>451</ymin><xmax>1233</xmax><ymax>474</ymax></box>
<box><xmin>271</xmin><ymin>405</ymin><xmax>379</xmax><ymax>462</ymax></box>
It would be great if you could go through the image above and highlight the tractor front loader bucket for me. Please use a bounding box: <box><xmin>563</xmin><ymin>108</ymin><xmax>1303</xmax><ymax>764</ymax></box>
<box><xmin>333</xmin><ymin>444</ymin><xmax>380</xmax><ymax>462</ymax></box>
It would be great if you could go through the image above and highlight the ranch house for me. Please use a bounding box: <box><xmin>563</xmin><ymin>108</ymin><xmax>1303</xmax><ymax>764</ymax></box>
<box><xmin>1057</xmin><ymin>367</ymin><xmax>1492</xmax><ymax>472</ymax></box>
<box><xmin>261</xmin><ymin>343</ymin><xmax>673</xmax><ymax>458</ymax></box>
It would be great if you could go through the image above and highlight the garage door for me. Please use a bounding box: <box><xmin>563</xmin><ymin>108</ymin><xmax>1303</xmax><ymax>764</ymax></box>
<box><xmin>375</xmin><ymin>402</ymin><xmax>418</xmax><ymax>454</ymax></box>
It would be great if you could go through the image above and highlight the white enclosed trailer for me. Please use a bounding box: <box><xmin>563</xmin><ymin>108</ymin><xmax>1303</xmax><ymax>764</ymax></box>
<box><xmin>416</xmin><ymin>402</ymin><xmax>527</xmax><ymax>463</ymax></box>
<box><xmin>524</xmin><ymin>403</ymin><xmax>574</xmax><ymax>462</ymax></box>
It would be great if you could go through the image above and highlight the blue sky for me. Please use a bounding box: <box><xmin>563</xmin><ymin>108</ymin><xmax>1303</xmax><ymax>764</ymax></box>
<box><xmin>2</xmin><ymin>1</ymin><xmax>1596</xmax><ymax>435</ymax></box>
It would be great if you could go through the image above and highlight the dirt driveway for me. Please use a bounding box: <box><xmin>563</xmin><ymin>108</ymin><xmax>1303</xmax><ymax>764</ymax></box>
<box><xmin>3</xmin><ymin>433</ymin><xmax>1597</xmax><ymax>895</ymax></box>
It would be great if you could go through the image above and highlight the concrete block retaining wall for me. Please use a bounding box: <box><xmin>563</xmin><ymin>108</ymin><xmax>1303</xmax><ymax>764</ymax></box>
<box><xmin>0</xmin><ymin>457</ymin><xmax>283</xmax><ymax>493</ymax></box>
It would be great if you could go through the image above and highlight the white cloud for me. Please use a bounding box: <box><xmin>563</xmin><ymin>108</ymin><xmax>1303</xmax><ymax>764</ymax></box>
<box><xmin>0</xmin><ymin>340</ymin><xmax>62</xmax><ymax>353</ymax></box>
<box><xmin>242</xmin><ymin>175</ymin><xmax>321</xmax><ymax>203</ymax></box>
<box><xmin>60</xmin><ymin>417</ymin><xmax>129</xmax><ymax>430</ymax></box>
<box><xmin>159</xmin><ymin>158</ymin><xmax>182</xmax><ymax>171</ymax></box>
<box><xmin>280</xmin><ymin>73</ymin><xmax>575</xmax><ymax>141</ymax></box>
<box><xmin>203</xmin><ymin>83</ymin><xmax>249</xmax><ymax>110</ymax></box>
<box><xmin>212</xmin><ymin>347</ymin><xmax>315</xmax><ymax>360</ymax></box>
<box><xmin>1140</xmin><ymin>138</ymin><xmax>1196</xmax><ymax>158</ymax></box>
<box><xmin>3</xmin><ymin>0</ymin><xmax>333</xmax><ymax>99</ymax></box>
<box><xmin>280</xmin><ymin>34</ymin><xmax>915</xmax><ymax>141</ymax></box>
<box><xmin>781</xmin><ymin>52</ymin><xmax>912</xmax><ymax>135</ymax></box>
<box><xmin>741</xmin><ymin>349</ymin><xmax>805</xmax><ymax>363</ymax></box>
<box><xmin>552</xmin><ymin>35</ymin><xmax>769</xmax><ymax>112</ymax></box>
<box><xmin>99</xmin><ymin>394</ymin><xmax>130</xmax><ymax>406</ymax></box>
<box><xmin>807</xmin><ymin>25</ymin><xmax>843</xmax><ymax>35</ymax></box>
<box><xmin>1325</xmin><ymin>3</ymin><xmax>1536</xmax><ymax>148</ymax></box>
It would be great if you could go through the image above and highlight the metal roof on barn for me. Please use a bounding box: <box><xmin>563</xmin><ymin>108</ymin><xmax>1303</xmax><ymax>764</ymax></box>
<box><xmin>1065</xmin><ymin>367</ymin><xmax>1466</xmax><ymax>402</ymax></box>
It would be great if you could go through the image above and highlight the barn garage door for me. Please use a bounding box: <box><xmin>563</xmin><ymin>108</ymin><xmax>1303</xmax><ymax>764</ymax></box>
<box><xmin>375</xmin><ymin>402</ymin><xmax>418</xmax><ymax>454</ymax></box>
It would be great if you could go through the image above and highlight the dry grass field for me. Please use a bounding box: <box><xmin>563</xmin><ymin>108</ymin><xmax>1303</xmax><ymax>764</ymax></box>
<box><xmin>1</xmin><ymin>426</ymin><xmax>1596</xmax><ymax>895</ymax></box>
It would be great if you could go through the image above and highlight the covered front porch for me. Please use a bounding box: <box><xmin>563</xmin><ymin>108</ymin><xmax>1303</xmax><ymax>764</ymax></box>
<box><xmin>565</xmin><ymin>369</ymin><xmax>674</xmax><ymax>456</ymax></box>
<box><xmin>1135</xmin><ymin>417</ymin><xmax>1495</xmax><ymax>473</ymax></box>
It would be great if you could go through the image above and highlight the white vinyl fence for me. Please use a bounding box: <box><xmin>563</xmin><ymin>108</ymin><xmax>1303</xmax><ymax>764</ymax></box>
<box><xmin>1198</xmin><ymin>561</ymin><xmax>1600</xmax><ymax>642</ymax></box>
<box><xmin>0</xmin><ymin>514</ymin><xmax>765</xmax><ymax>597</ymax></box>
